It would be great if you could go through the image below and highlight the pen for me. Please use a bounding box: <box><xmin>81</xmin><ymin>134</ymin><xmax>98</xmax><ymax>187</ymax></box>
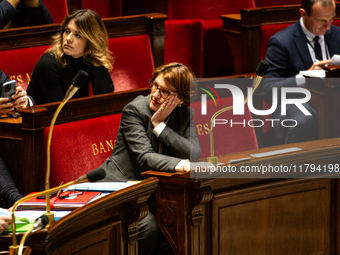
<box><xmin>59</xmin><ymin>192</ymin><xmax>83</xmax><ymax>199</ymax></box>
<box><xmin>56</xmin><ymin>182</ymin><xmax>63</xmax><ymax>198</ymax></box>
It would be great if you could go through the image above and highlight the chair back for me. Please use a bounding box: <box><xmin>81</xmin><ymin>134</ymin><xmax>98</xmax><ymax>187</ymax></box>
<box><xmin>44</xmin><ymin>113</ymin><xmax>122</xmax><ymax>187</ymax></box>
<box><xmin>191</xmin><ymin>96</ymin><xmax>258</xmax><ymax>159</ymax></box>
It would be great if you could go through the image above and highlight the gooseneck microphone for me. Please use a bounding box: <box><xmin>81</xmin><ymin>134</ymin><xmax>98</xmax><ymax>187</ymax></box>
<box><xmin>207</xmin><ymin>60</ymin><xmax>270</xmax><ymax>165</ymax></box>
<box><xmin>77</xmin><ymin>168</ymin><xmax>106</xmax><ymax>183</ymax></box>
<box><xmin>18</xmin><ymin>215</ymin><xmax>50</xmax><ymax>255</ymax></box>
<box><xmin>33</xmin><ymin>215</ymin><xmax>50</xmax><ymax>230</ymax></box>
<box><xmin>10</xmin><ymin>168</ymin><xmax>106</xmax><ymax>254</ymax></box>
<box><xmin>45</xmin><ymin>70</ymin><xmax>89</xmax><ymax>225</ymax></box>
<box><xmin>64</xmin><ymin>70</ymin><xmax>89</xmax><ymax>100</ymax></box>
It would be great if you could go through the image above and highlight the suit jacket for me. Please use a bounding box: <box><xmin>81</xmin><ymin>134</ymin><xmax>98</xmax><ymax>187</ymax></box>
<box><xmin>99</xmin><ymin>94</ymin><xmax>201</xmax><ymax>182</ymax></box>
<box><xmin>264</xmin><ymin>20</ymin><xmax>340</xmax><ymax>104</ymax></box>
<box><xmin>0</xmin><ymin>0</ymin><xmax>53</xmax><ymax>29</ymax></box>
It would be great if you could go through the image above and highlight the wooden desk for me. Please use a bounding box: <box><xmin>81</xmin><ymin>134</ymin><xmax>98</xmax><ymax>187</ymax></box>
<box><xmin>143</xmin><ymin>138</ymin><xmax>340</xmax><ymax>255</ymax></box>
<box><xmin>0</xmin><ymin>177</ymin><xmax>158</xmax><ymax>255</ymax></box>
<box><xmin>306</xmin><ymin>66</ymin><xmax>340</xmax><ymax>140</ymax></box>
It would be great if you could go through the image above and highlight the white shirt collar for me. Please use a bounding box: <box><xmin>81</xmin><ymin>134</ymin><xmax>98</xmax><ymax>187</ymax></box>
<box><xmin>300</xmin><ymin>17</ymin><xmax>325</xmax><ymax>43</ymax></box>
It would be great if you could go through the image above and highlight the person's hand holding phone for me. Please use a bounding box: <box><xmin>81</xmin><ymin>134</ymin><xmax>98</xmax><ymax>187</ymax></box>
<box><xmin>0</xmin><ymin>80</ymin><xmax>28</xmax><ymax>116</ymax></box>
<box><xmin>0</xmin><ymin>97</ymin><xmax>15</xmax><ymax>115</ymax></box>
<box><xmin>12</xmin><ymin>86</ymin><xmax>28</xmax><ymax>109</ymax></box>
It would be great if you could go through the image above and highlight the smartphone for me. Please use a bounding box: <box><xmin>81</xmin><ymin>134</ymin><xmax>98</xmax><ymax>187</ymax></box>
<box><xmin>1</xmin><ymin>80</ymin><xmax>17</xmax><ymax>102</ymax></box>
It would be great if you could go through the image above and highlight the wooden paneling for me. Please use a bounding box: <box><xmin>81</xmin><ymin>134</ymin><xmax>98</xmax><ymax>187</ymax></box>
<box><xmin>0</xmin><ymin>177</ymin><xmax>158</xmax><ymax>255</ymax></box>
<box><xmin>212</xmin><ymin>179</ymin><xmax>331</xmax><ymax>254</ymax></box>
<box><xmin>143</xmin><ymin>138</ymin><xmax>340</xmax><ymax>255</ymax></box>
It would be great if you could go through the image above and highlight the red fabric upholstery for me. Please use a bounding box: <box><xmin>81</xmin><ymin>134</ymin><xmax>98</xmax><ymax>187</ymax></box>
<box><xmin>43</xmin><ymin>0</ymin><xmax>68</xmax><ymax>23</ymax></box>
<box><xmin>165</xmin><ymin>19</ymin><xmax>203</xmax><ymax>77</ymax></box>
<box><xmin>255</xmin><ymin>0</ymin><xmax>301</xmax><ymax>7</ymax></box>
<box><xmin>108</xmin><ymin>34</ymin><xmax>154</xmax><ymax>92</ymax></box>
<box><xmin>261</xmin><ymin>23</ymin><xmax>291</xmax><ymax>137</ymax></box>
<box><xmin>82</xmin><ymin>0</ymin><xmax>122</xmax><ymax>18</ymax></box>
<box><xmin>261</xmin><ymin>23</ymin><xmax>292</xmax><ymax>60</ymax></box>
<box><xmin>150</xmin><ymin>0</ymin><xmax>256</xmax><ymax>78</ymax></box>
<box><xmin>332</xmin><ymin>19</ymin><xmax>340</xmax><ymax>27</ymax></box>
<box><xmin>0</xmin><ymin>45</ymin><xmax>50</xmax><ymax>91</ymax></box>
<box><xmin>44</xmin><ymin>113</ymin><xmax>122</xmax><ymax>188</ymax></box>
<box><xmin>191</xmin><ymin>97</ymin><xmax>258</xmax><ymax>159</ymax></box>
<box><xmin>167</xmin><ymin>0</ymin><xmax>255</xmax><ymax>20</ymax></box>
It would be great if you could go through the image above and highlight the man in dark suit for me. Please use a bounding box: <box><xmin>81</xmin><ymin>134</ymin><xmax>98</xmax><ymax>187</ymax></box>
<box><xmin>0</xmin><ymin>0</ymin><xmax>52</xmax><ymax>29</ymax></box>
<box><xmin>264</xmin><ymin>0</ymin><xmax>340</xmax><ymax>144</ymax></box>
<box><xmin>97</xmin><ymin>63</ymin><xmax>201</xmax><ymax>255</ymax></box>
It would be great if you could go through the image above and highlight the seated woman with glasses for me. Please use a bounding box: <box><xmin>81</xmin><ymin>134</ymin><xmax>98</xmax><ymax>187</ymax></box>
<box><xmin>96</xmin><ymin>62</ymin><xmax>201</xmax><ymax>255</ymax></box>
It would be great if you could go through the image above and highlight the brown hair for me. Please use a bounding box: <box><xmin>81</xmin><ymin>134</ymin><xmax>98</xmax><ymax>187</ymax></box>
<box><xmin>151</xmin><ymin>63</ymin><xmax>196</xmax><ymax>108</ymax></box>
<box><xmin>47</xmin><ymin>9</ymin><xmax>114</xmax><ymax>71</ymax></box>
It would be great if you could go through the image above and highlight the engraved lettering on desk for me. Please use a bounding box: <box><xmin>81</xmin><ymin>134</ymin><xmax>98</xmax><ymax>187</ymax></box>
<box><xmin>92</xmin><ymin>140</ymin><xmax>115</xmax><ymax>155</ymax></box>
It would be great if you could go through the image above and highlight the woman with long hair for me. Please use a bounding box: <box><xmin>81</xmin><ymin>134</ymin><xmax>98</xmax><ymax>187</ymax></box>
<box><xmin>27</xmin><ymin>9</ymin><xmax>114</xmax><ymax>105</ymax></box>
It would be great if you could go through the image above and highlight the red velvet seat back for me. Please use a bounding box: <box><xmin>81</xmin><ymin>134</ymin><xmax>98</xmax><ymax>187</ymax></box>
<box><xmin>44</xmin><ymin>113</ymin><xmax>122</xmax><ymax>188</ymax></box>
<box><xmin>165</xmin><ymin>19</ymin><xmax>203</xmax><ymax>77</ymax></box>
<box><xmin>261</xmin><ymin>23</ymin><xmax>292</xmax><ymax>135</ymax></box>
<box><xmin>255</xmin><ymin>0</ymin><xmax>301</xmax><ymax>7</ymax></box>
<box><xmin>167</xmin><ymin>0</ymin><xmax>255</xmax><ymax>20</ymax></box>
<box><xmin>261</xmin><ymin>23</ymin><xmax>292</xmax><ymax>60</ymax></box>
<box><xmin>0</xmin><ymin>45</ymin><xmax>50</xmax><ymax>90</ymax></box>
<box><xmin>162</xmin><ymin>0</ymin><xmax>255</xmax><ymax>78</ymax></box>
<box><xmin>332</xmin><ymin>19</ymin><xmax>340</xmax><ymax>27</ymax></box>
<box><xmin>108</xmin><ymin>34</ymin><xmax>154</xmax><ymax>92</ymax></box>
<box><xmin>82</xmin><ymin>0</ymin><xmax>122</xmax><ymax>18</ymax></box>
<box><xmin>43</xmin><ymin>0</ymin><xmax>68</xmax><ymax>23</ymax></box>
<box><xmin>191</xmin><ymin>97</ymin><xmax>258</xmax><ymax>159</ymax></box>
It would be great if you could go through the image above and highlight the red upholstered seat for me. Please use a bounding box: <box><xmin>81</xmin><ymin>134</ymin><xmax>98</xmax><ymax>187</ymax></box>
<box><xmin>165</xmin><ymin>19</ymin><xmax>203</xmax><ymax>77</ymax></box>
<box><xmin>44</xmin><ymin>113</ymin><xmax>122</xmax><ymax>188</ymax></box>
<box><xmin>260</xmin><ymin>23</ymin><xmax>292</xmax><ymax>141</ymax></box>
<box><xmin>0</xmin><ymin>45</ymin><xmax>50</xmax><ymax>91</ymax></box>
<box><xmin>332</xmin><ymin>19</ymin><xmax>340</xmax><ymax>27</ymax></box>
<box><xmin>159</xmin><ymin>0</ymin><xmax>255</xmax><ymax>77</ymax></box>
<box><xmin>82</xmin><ymin>0</ymin><xmax>122</xmax><ymax>18</ymax></box>
<box><xmin>167</xmin><ymin>0</ymin><xmax>255</xmax><ymax>20</ymax></box>
<box><xmin>191</xmin><ymin>97</ymin><xmax>258</xmax><ymax>159</ymax></box>
<box><xmin>43</xmin><ymin>0</ymin><xmax>68</xmax><ymax>23</ymax></box>
<box><xmin>261</xmin><ymin>23</ymin><xmax>292</xmax><ymax>60</ymax></box>
<box><xmin>255</xmin><ymin>0</ymin><xmax>301</xmax><ymax>7</ymax></box>
<box><xmin>108</xmin><ymin>34</ymin><xmax>155</xmax><ymax>92</ymax></box>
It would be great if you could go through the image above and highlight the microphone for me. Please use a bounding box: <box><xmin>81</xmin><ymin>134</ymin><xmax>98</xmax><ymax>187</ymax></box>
<box><xmin>45</xmin><ymin>70</ymin><xmax>89</xmax><ymax>228</ymax></box>
<box><xmin>250</xmin><ymin>60</ymin><xmax>270</xmax><ymax>92</ymax></box>
<box><xmin>207</xmin><ymin>60</ymin><xmax>269</xmax><ymax>165</ymax></box>
<box><xmin>64</xmin><ymin>70</ymin><xmax>89</xmax><ymax>100</ymax></box>
<box><xmin>33</xmin><ymin>215</ymin><xmax>50</xmax><ymax>231</ymax></box>
<box><xmin>17</xmin><ymin>215</ymin><xmax>50</xmax><ymax>255</ymax></box>
<box><xmin>76</xmin><ymin>168</ymin><xmax>106</xmax><ymax>183</ymax></box>
<box><xmin>9</xmin><ymin>168</ymin><xmax>106</xmax><ymax>254</ymax></box>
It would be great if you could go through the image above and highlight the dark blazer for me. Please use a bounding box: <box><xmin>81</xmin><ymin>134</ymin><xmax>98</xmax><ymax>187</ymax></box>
<box><xmin>98</xmin><ymin>94</ymin><xmax>201</xmax><ymax>182</ymax></box>
<box><xmin>264</xmin><ymin>20</ymin><xmax>340</xmax><ymax>103</ymax></box>
<box><xmin>0</xmin><ymin>0</ymin><xmax>53</xmax><ymax>29</ymax></box>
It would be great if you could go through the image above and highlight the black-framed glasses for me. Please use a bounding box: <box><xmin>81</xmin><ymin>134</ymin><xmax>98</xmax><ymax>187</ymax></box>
<box><xmin>149</xmin><ymin>80</ymin><xmax>177</xmax><ymax>99</ymax></box>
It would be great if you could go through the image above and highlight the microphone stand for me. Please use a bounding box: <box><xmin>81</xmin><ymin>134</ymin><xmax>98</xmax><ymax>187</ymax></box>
<box><xmin>207</xmin><ymin>62</ymin><xmax>268</xmax><ymax>165</ymax></box>
<box><xmin>45</xmin><ymin>99</ymin><xmax>68</xmax><ymax>226</ymax></box>
<box><xmin>45</xmin><ymin>73</ymin><xmax>88</xmax><ymax>227</ymax></box>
